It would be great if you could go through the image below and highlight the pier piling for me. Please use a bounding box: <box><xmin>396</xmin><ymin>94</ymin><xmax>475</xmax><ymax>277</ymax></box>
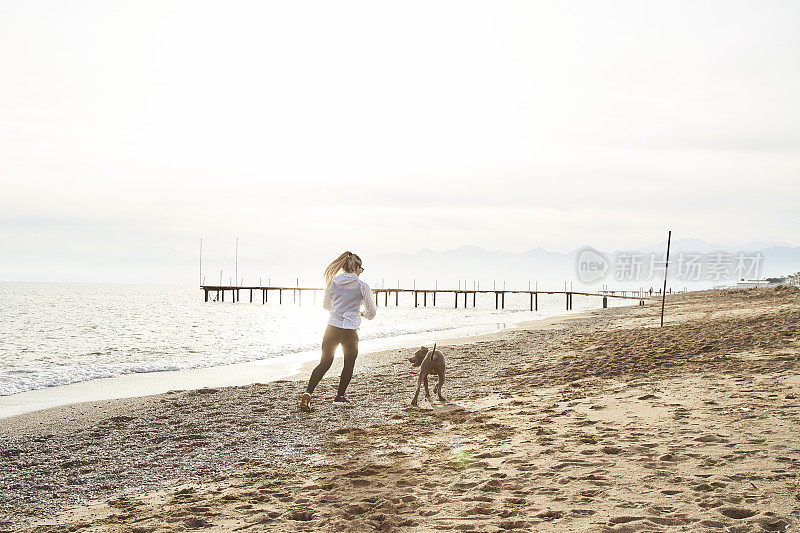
<box><xmin>202</xmin><ymin>285</ymin><xmax>657</xmax><ymax>314</ymax></box>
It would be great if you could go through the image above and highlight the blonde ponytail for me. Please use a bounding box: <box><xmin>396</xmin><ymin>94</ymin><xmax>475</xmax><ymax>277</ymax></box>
<box><xmin>324</xmin><ymin>251</ymin><xmax>362</xmax><ymax>287</ymax></box>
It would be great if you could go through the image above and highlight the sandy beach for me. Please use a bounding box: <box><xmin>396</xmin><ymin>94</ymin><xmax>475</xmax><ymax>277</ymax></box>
<box><xmin>2</xmin><ymin>287</ymin><xmax>799</xmax><ymax>532</ymax></box>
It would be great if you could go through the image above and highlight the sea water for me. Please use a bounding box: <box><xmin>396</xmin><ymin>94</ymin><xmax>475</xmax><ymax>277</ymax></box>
<box><xmin>0</xmin><ymin>282</ymin><xmax>632</xmax><ymax>405</ymax></box>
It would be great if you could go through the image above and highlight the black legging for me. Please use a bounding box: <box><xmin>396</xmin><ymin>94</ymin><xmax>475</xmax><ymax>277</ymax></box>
<box><xmin>306</xmin><ymin>325</ymin><xmax>359</xmax><ymax>396</ymax></box>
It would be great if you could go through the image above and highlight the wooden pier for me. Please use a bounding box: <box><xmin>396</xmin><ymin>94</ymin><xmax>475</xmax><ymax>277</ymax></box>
<box><xmin>201</xmin><ymin>285</ymin><xmax>654</xmax><ymax>310</ymax></box>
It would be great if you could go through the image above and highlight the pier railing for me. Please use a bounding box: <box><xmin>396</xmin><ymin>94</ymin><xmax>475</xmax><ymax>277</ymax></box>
<box><xmin>201</xmin><ymin>285</ymin><xmax>667</xmax><ymax>310</ymax></box>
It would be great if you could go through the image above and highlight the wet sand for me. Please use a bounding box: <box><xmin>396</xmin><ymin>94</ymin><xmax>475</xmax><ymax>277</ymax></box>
<box><xmin>1</xmin><ymin>287</ymin><xmax>799</xmax><ymax>532</ymax></box>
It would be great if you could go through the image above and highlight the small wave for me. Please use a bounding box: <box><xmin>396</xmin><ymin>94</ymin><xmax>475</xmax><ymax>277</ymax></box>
<box><xmin>0</xmin><ymin>361</ymin><xmax>185</xmax><ymax>396</ymax></box>
<box><xmin>0</xmin><ymin>320</ymin><xmax>511</xmax><ymax>396</ymax></box>
<box><xmin>1</xmin><ymin>284</ymin><xmax>628</xmax><ymax>397</ymax></box>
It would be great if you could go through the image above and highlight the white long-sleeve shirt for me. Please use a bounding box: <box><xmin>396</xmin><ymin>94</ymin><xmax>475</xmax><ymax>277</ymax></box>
<box><xmin>323</xmin><ymin>272</ymin><xmax>377</xmax><ymax>329</ymax></box>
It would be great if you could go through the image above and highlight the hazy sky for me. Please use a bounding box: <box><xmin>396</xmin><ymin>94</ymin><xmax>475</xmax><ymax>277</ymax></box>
<box><xmin>2</xmin><ymin>1</ymin><xmax>799</xmax><ymax>280</ymax></box>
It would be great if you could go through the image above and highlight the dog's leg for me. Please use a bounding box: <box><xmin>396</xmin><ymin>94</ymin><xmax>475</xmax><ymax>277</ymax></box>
<box><xmin>411</xmin><ymin>375</ymin><xmax>422</xmax><ymax>406</ymax></box>
<box><xmin>423</xmin><ymin>373</ymin><xmax>431</xmax><ymax>400</ymax></box>
<box><xmin>414</xmin><ymin>356</ymin><xmax>432</xmax><ymax>405</ymax></box>
<box><xmin>436</xmin><ymin>370</ymin><xmax>445</xmax><ymax>401</ymax></box>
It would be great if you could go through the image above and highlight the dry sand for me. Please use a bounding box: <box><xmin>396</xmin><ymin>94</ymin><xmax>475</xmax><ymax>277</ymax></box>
<box><xmin>1</xmin><ymin>288</ymin><xmax>799</xmax><ymax>532</ymax></box>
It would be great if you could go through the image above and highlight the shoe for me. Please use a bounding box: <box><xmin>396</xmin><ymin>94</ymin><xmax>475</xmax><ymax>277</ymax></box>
<box><xmin>299</xmin><ymin>392</ymin><xmax>312</xmax><ymax>412</ymax></box>
<box><xmin>333</xmin><ymin>395</ymin><xmax>350</xmax><ymax>405</ymax></box>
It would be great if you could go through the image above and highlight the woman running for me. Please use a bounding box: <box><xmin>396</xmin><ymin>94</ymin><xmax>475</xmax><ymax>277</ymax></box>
<box><xmin>300</xmin><ymin>251</ymin><xmax>376</xmax><ymax>412</ymax></box>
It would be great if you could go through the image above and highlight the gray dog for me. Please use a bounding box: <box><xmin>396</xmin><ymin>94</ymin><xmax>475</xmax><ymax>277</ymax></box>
<box><xmin>408</xmin><ymin>343</ymin><xmax>446</xmax><ymax>405</ymax></box>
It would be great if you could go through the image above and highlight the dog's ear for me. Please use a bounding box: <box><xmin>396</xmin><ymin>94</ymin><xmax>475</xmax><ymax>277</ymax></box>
<box><xmin>420</xmin><ymin>345</ymin><xmax>427</xmax><ymax>350</ymax></box>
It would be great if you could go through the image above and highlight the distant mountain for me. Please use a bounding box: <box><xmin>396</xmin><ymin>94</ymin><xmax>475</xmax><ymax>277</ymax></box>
<box><xmin>635</xmin><ymin>238</ymin><xmax>792</xmax><ymax>255</ymax></box>
<box><xmin>74</xmin><ymin>238</ymin><xmax>797</xmax><ymax>287</ymax></box>
<box><xmin>758</xmin><ymin>246</ymin><xmax>800</xmax><ymax>277</ymax></box>
<box><xmin>368</xmin><ymin>239</ymin><xmax>799</xmax><ymax>290</ymax></box>
<box><xmin>736</xmin><ymin>241</ymin><xmax>792</xmax><ymax>251</ymax></box>
<box><xmin>369</xmin><ymin>245</ymin><xmax>574</xmax><ymax>289</ymax></box>
<box><xmin>634</xmin><ymin>238</ymin><xmax>730</xmax><ymax>255</ymax></box>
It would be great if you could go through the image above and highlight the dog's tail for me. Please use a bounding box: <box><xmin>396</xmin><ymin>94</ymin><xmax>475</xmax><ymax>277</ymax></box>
<box><xmin>430</xmin><ymin>342</ymin><xmax>437</xmax><ymax>359</ymax></box>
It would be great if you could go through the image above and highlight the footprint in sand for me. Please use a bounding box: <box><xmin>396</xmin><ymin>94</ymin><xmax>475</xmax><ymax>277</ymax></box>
<box><xmin>719</xmin><ymin>506</ymin><xmax>758</xmax><ymax>519</ymax></box>
<box><xmin>464</xmin><ymin>505</ymin><xmax>494</xmax><ymax>515</ymax></box>
<box><xmin>601</xmin><ymin>446</ymin><xmax>622</xmax><ymax>455</ymax></box>
<box><xmin>182</xmin><ymin>517</ymin><xmax>211</xmax><ymax>528</ymax></box>
<box><xmin>284</xmin><ymin>509</ymin><xmax>315</xmax><ymax>521</ymax></box>
<box><xmin>695</xmin><ymin>434</ymin><xmax>729</xmax><ymax>443</ymax></box>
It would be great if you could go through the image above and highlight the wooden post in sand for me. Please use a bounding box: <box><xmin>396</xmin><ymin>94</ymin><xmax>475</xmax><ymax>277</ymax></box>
<box><xmin>661</xmin><ymin>230</ymin><xmax>672</xmax><ymax>327</ymax></box>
